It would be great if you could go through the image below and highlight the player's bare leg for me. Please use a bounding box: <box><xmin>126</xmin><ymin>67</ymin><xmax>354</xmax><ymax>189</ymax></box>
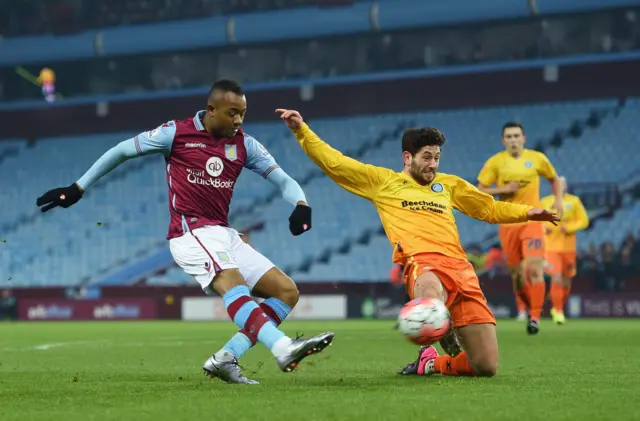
<box><xmin>414</xmin><ymin>270</ymin><xmax>457</xmax><ymax>354</ymax></box>
<box><xmin>252</xmin><ymin>267</ymin><xmax>300</xmax><ymax>308</ymax></box>
<box><xmin>524</xmin><ymin>257</ymin><xmax>546</xmax><ymax>334</ymax></box>
<box><xmin>399</xmin><ymin>271</ymin><xmax>496</xmax><ymax>377</ymax></box>
<box><xmin>451</xmin><ymin>323</ymin><xmax>498</xmax><ymax>376</ymax></box>
<box><xmin>203</xmin><ymin>268</ymin><xmax>333</xmax><ymax>383</ymax></box>
<box><xmin>413</xmin><ymin>271</ymin><xmax>461</xmax><ymax>356</ymax></box>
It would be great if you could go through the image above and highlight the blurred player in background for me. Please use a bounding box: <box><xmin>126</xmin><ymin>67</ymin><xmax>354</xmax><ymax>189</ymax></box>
<box><xmin>36</xmin><ymin>80</ymin><xmax>334</xmax><ymax>384</ymax></box>
<box><xmin>389</xmin><ymin>263</ymin><xmax>404</xmax><ymax>286</ymax></box>
<box><xmin>277</xmin><ymin>108</ymin><xmax>559</xmax><ymax>378</ymax></box>
<box><xmin>37</xmin><ymin>67</ymin><xmax>56</xmax><ymax>103</ymax></box>
<box><xmin>390</xmin><ymin>263</ymin><xmax>408</xmax><ymax>330</ymax></box>
<box><xmin>541</xmin><ymin>176</ymin><xmax>589</xmax><ymax>324</ymax></box>
<box><xmin>477</xmin><ymin>122</ymin><xmax>563</xmax><ymax>335</ymax></box>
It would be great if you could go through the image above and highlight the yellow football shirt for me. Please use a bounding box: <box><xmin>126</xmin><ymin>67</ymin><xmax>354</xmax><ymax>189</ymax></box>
<box><xmin>477</xmin><ymin>149</ymin><xmax>557</xmax><ymax>208</ymax></box>
<box><xmin>540</xmin><ymin>193</ymin><xmax>589</xmax><ymax>252</ymax></box>
<box><xmin>293</xmin><ymin>124</ymin><xmax>533</xmax><ymax>264</ymax></box>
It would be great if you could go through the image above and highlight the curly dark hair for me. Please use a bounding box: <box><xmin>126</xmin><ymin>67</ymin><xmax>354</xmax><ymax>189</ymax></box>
<box><xmin>401</xmin><ymin>127</ymin><xmax>446</xmax><ymax>156</ymax></box>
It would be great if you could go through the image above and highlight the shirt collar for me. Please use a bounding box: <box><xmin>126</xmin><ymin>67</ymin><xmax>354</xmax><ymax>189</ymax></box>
<box><xmin>193</xmin><ymin>110</ymin><xmax>206</xmax><ymax>131</ymax></box>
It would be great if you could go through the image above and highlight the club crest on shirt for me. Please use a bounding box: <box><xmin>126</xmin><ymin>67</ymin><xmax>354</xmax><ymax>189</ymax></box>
<box><xmin>430</xmin><ymin>183</ymin><xmax>444</xmax><ymax>193</ymax></box>
<box><xmin>216</xmin><ymin>251</ymin><xmax>231</xmax><ymax>262</ymax></box>
<box><xmin>225</xmin><ymin>145</ymin><xmax>238</xmax><ymax>161</ymax></box>
<box><xmin>524</xmin><ymin>161</ymin><xmax>533</xmax><ymax>168</ymax></box>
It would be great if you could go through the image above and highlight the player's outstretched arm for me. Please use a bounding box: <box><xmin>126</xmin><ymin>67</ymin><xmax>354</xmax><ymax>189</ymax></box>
<box><xmin>275</xmin><ymin>108</ymin><xmax>389</xmax><ymax>200</ymax></box>
<box><xmin>243</xmin><ymin>134</ymin><xmax>311</xmax><ymax>235</ymax></box>
<box><xmin>265</xmin><ymin>170</ymin><xmax>311</xmax><ymax>235</ymax></box>
<box><xmin>453</xmin><ymin>178</ymin><xmax>560</xmax><ymax>225</ymax></box>
<box><xmin>36</xmin><ymin>123</ymin><xmax>175</xmax><ymax>212</ymax></box>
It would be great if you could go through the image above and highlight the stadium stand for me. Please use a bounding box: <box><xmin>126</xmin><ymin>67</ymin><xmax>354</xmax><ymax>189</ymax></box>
<box><xmin>578</xmin><ymin>202</ymin><xmax>640</xmax><ymax>251</ymax></box>
<box><xmin>1</xmin><ymin>98</ymin><xmax>637</xmax><ymax>287</ymax></box>
<box><xmin>0</xmin><ymin>0</ymin><xmax>359</xmax><ymax>37</ymax></box>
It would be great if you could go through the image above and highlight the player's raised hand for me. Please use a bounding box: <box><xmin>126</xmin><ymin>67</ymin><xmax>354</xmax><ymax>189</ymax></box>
<box><xmin>36</xmin><ymin>183</ymin><xmax>83</xmax><ymax>212</ymax></box>
<box><xmin>527</xmin><ymin>208</ymin><xmax>560</xmax><ymax>225</ymax></box>
<box><xmin>275</xmin><ymin>109</ymin><xmax>304</xmax><ymax>130</ymax></box>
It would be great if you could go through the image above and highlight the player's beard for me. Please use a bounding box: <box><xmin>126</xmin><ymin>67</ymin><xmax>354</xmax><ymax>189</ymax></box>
<box><xmin>410</xmin><ymin>160</ymin><xmax>436</xmax><ymax>185</ymax></box>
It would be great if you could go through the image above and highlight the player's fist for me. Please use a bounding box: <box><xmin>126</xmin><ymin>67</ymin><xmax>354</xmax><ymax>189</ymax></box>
<box><xmin>275</xmin><ymin>109</ymin><xmax>304</xmax><ymax>130</ymax></box>
<box><xmin>36</xmin><ymin>183</ymin><xmax>83</xmax><ymax>212</ymax></box>
<box><xmin>288</xmin><ymin>203</ymin><xmax>312</xmax><ymax>236</ymax></box>
<box><xmin>527</xmin><ymin>208</ymin><xmax>560</xmax><ymax>225</ymax></box>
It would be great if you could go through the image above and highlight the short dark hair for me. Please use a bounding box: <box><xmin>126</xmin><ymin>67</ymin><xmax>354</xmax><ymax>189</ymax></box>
<box><xmin>401</xmin><ymin>127</ymin><xmax>446</xmax><ymax>156</ymax></box>
<box><xmin>209</xmin><ymin>79</ymin><xmax>244</xmax><ymax>97</ymax></box>
<box><xmin>502</xmin><ymin>122</ymin><xmax>525</xmax><ymax>136</ymax></box>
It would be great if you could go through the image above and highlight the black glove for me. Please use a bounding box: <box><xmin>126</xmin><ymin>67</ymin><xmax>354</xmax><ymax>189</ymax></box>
<box><xmin>289</xmin><ymin>204</ymin><xmax>312</xmax><ymax>236</ymax></box>
<box><xmin>36</xmin><ymin>183</ymin><xmax>83</xmax><ymax>212</ymax></box>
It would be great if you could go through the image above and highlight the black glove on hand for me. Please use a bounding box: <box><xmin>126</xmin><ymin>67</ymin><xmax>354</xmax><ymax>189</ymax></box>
<box><xmin>36</xmin><ymin>183</ymin><xmax>83</xmax><ymax>212</ymax></box>
<box><xmin>289</xmin><ymin>204</ymin><xmax>312</xmax><ymax>236</ymax></box>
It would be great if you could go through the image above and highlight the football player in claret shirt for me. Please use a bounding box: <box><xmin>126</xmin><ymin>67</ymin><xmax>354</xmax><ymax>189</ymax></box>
<box><xmin>36</xmin><ymin>80</ymin><xmax>334</xmax><ymax>384</ymax></box>
<box><xmin>477</xmin><ymin>122</ymin><xmax>564</xmax><ymax>335</ymax></box>
<box><xmin>541</xmin><ymin>176</ymin><xmax>589</xmax><ymax>325</ymax></box>
<box><xmin>276</xmin><ymin>108</ymin><xmax>559</xmax><ymax>378</ymax></box>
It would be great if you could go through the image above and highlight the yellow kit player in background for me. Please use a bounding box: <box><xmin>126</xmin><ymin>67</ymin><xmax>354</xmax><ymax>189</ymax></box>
<box><xmin>477</xmin><ymin>122</ymin><xmax>563</xmax><ymax>335</ymax></box>
<box><xmin>540</xmin><ymin>176</ymin><xmax>589</xmax><ymax>325</ymax></box>
<box><xmin>276</xmin><ymin>108</ymin><xmax>559</xmax><ymax>378</ymax></box>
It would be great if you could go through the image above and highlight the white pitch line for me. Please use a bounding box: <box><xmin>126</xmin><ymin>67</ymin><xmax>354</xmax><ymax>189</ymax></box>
<box><xmin>32</xmin><ymin>342</ymin><xmax>68</xmax><ymax>351</ymax></box>
<box><xmin>2</xmin><ymin>338</ymin><xmax>220</xmax><ymax>352</ymax></box>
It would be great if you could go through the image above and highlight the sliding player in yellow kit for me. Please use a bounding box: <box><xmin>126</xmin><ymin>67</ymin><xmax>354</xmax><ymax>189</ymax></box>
<box><xmin>541</xmin><ymin>176</ymin><xmax>589</xmax><ymax>325</ymax></box>
<box><xmin>477</xmin><ymin>122</ymin><xmax>564</xmax><ymax>335</ymax></box>
<box><xmin>276</xmin><ymin>109</ymin><xmax>559</xmax><ymax>378</ymax></box>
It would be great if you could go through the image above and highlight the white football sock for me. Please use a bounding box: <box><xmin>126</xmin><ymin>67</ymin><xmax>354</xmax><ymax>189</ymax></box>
<box><xmin>270</xmin><ymin>336</ymin><xmax>293</xmax><ymax>357</ymax></box>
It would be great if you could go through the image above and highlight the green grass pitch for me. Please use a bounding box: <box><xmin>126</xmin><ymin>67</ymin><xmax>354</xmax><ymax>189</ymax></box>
<box><xmin>1</xmin><ymin>320</ymin><xmax>639</xmax><ymax>421</ymax></box>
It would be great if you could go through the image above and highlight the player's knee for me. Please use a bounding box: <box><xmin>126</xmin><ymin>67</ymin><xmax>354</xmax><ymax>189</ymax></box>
<box><xmin>268</xmin><ymin>274</ymin><xmax>299</xmax><ymax>307</ymax></box>
<box><xmin>414</xmin><ymin>272</ymin><xmax>447</xmax><ymax>303</ymax></box>
<box><xmin>278</xmin><ymin>283</ymin><xmax>299</xmax><ymax>308</ymax></box>
<box><xmin>472</xmin><ymin>356</ymin><xmax>499</xmax><ymax>377</ymax></box>
<box><xmin>526</xmin><ymin>260</ymin><xmax>544</xmax><ymax>282</ymax></box>
<box><xmin>211</xmin><ymin>268</ymin><xmax>247</xmax><ymax>295</ymax></box>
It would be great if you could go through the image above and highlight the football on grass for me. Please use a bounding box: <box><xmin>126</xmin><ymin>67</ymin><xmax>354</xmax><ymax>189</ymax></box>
<box><xmin>397</xmin><ymin>297</ymin><xmax>451</xmax><ymax>346</ymax></box>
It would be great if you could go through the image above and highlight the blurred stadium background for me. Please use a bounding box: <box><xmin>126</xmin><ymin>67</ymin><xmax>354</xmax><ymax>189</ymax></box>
<box><xmin>1</xmin><ymin>0</ymin><xmax>640</xmax><ymax>323</ymax></box>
